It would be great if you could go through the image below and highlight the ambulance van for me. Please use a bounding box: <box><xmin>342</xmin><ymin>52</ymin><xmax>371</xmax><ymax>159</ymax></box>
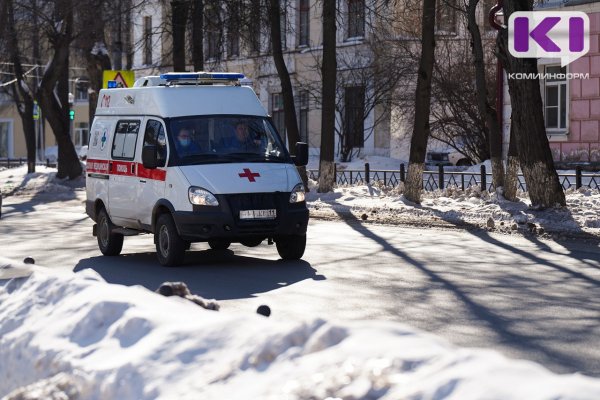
<box><xmin>85</xmin><ymin>72</ymin><xmax>309</xmax><ymax>267</ymax></box>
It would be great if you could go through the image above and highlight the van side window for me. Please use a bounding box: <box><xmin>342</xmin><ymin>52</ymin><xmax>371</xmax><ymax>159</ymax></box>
<box><xmin>144</xmin><ymin>119</ymin><xmax>167</xmax><ymax>167</ymax></box>
<box><xmin>112</xmin><ymin>120</ymin><xmax>140</xmax><ymax>160</ymax></box>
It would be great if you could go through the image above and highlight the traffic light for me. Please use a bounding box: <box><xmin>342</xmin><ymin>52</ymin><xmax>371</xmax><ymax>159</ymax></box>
<box><xmin>69</xmin><ymin>110</ymin><xmax>75</xmax><ymax>120</ymax></box>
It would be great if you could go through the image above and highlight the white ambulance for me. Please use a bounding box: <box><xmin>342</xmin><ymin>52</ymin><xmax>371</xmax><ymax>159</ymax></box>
<box><xmin>86</xmin><ymin>72</ymin><xmax>309</xmax><ymax>267</ymax></box>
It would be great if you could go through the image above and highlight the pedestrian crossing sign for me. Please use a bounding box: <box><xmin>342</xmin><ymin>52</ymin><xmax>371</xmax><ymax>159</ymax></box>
<box><xmin>102</xmin><ymin>70</ymin><xmax>134</xmax><ymax>89</ymax></box>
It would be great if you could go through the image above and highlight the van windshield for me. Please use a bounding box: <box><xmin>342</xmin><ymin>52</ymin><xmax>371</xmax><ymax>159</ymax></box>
<box><xmin>169</xmin><ymin>116</ymin><xmax>290</xmax><ymax>165</ymax></box>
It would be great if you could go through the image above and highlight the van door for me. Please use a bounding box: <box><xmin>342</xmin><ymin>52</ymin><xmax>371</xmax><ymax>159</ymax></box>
<box><xmin>136</xmin><ymin>119</ymin><xmax>168</xmax><ymax>227</ymax></box>
<box><xmin>108</xmin><ymin>119</ymin><xmax>141</xmax><ymax>226</ymax></box>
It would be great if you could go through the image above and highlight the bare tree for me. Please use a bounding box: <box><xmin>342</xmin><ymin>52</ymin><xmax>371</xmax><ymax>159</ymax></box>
<box><xmin>172</xmin><ymin>0</ymin><xmax>189</xmax><ymax>71</ymax></box>
<box><xmin>36</xmin><ymin>0</ymin><xmax>82</xmax><ymax>179</ymax></box>
<box><xmin>497</xmin><ymin>0</ymin><xmax>564</xmax><ymax>208</ymax></box>
<box><xmin>318</xmin><ymin>0</ymin><xmax>337</xmax><ymax>193</ymax></box>
<box><xmin>191</xmin><ymin>0</ymin><xmax>204</xmax><ymax>70</ymax></box>
<box><xmin>3</xmin><ymin>0</ymin><xmax>37</xmax><ymax>173</ymax></box>
<box><xmin>466</xmin><ymin>0</ymin><xmax>504</xmax><ymax>189</ymax></box>
<box><xmin>404</xmin><ymin>0</ymin><xmax>436</xmax><ymax>203</ymax></box>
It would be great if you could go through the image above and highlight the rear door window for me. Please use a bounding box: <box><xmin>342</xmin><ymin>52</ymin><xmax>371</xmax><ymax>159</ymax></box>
<box><xmin>112</xmin><ymin>120</ymin><xmax>140</xmax><ymax>160</ymax></box>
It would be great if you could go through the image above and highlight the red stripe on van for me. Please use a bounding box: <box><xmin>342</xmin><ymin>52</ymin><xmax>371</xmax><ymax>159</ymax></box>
<box><xmin>86</xmin><ymin>159</ymin><xmax>110</xmax><ymax>174</ymax></box>
<box><xmin>137</xmin><ymin>164</ymin><xmax>167</xmax><ymax>181</ymax></box>
<box><xmin>86</xmin><ymin>158</ymin><xmax>166</xmax><ymax>181</ymax></box>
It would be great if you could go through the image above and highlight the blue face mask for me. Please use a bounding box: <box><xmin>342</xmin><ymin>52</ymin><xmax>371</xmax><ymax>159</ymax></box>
<box><xmin>179</xmin><ymin>139</ymin><xmax>190</xmax><ymax>147</ymax></box>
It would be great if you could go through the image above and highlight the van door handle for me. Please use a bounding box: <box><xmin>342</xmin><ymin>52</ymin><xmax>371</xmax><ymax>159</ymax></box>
<box><xmin>131</xmin><ymin>164</ymin><xmax>136</xmax><ymax>175</ymax></box>
<box><xmin>108</xmin><ymin>161</ymin><xmax>113</xmax><ymax>171</ymax></box>
<box><xmin>139</xmin><ymin>179</ymin><xmax>146</xmax><ymax>183</ymax></box>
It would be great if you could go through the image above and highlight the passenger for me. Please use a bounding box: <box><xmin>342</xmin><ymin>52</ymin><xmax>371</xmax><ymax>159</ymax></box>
<box><xmin>175</xmin><ymin>126</ymin><xmax>201</xmax><ymax>157</ymax></box>
<box><xmin>221</xmin><ymin>121</ymin><xmax>263</xmax><ymax>152</ymax></box>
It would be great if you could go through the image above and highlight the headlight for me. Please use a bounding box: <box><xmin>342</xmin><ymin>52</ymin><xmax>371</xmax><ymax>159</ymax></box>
<box><xmin>289</xmin><ymin>183</ymin><xmax>306</xmax><ymax>203</ymax></box>
<box><xmin>188</xmin><ymin>187</ymin><xmax>219</xmax><ymax>206</ymax></box>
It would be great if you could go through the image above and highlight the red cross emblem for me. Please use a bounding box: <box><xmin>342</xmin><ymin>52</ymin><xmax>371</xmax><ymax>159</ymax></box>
<box><xmin>238</xmin><ymin>168</ymin><xmax>260</xmax><ymax>182</ymax></box>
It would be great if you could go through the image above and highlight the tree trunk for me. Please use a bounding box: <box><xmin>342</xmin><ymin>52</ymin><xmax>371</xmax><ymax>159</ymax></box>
<box><xmin>191</xmin><ymin>0</ymin><xmax>204</xmax><ymax>71</ymax></box>
<box><xmin>318</xmin><ymin>0</ymin><xmax>337</xmax><ymax>193</ymax></box>
<box><xmin>268</xmin><ymin>0</ymin><xmax>308</xmax><ymax>188</ymax></box>
<box><xmin>81</xmin><ymin>0</ymin><xmax>112</xmax><ymax>130</ymax></box>
<box><xmin>37</xmin><ymin>0</ymin><xmax>82</xmax><ymax>179</ymax></box>
<box><xmin>6</xmin><ymin>0</ymin><xmax>36</xmax><ymax>173</ymax></box>
<box><xmin>405</xmin><ymin>0</ymin><xmax>436</xmax><ymax>203</ymax></box>
<box><xmin>497</xmin><ymin>0</ymin><xmax>565</xmax><ymax>208</ymax></box>
<box><xmin>467</xmin><ymin>0</ymin><xmax>504</xmax><ymax>191</ymax></box>
<box><xmin>171</xmin><ymin>0</ymin><xmax>189</xmax><ymax>71</ymax></box>
<box><xmin>504</xmin><ymin>114</ymin><xmax>520</xmax><ymax>201</ymax></box>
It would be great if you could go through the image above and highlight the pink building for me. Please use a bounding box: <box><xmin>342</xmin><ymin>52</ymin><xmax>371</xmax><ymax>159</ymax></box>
<box><xmin>503</xmin><ymin>0</ymin><xmax>600</xmax><ymax>166</ymax></box>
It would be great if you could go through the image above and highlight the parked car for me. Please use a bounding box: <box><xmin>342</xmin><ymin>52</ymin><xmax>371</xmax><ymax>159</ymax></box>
<box><xmin>426</xmin><ymin>151</ymin><xmax>472</xmax><ymax>167</ymax></box>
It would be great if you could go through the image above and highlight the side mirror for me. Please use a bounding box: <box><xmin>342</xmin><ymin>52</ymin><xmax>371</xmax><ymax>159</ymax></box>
<box><xmin>293</xmin><ymin>142</ymin><xmax>308</xmax><ymax>166</ymax></box>
<box><xmin>142</xmin><ymin>145</ymin><xmax>158</xmax><ymax>169</ymax></box>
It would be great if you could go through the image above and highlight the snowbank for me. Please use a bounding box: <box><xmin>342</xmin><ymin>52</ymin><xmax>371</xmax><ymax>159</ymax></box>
<box><xmin>307</xmin><ymin>181</ymin><xmax>600</xmax><ymax>237</ymax></box>
<box><xmin>2</xmin><ymin>258</ymin><xmax>600</xmax><ymax>400</ymax></box>
<box><xmin>0</xmin><ymin>165</ymin><xmax>85</xmax><ymax>197</ymax></box>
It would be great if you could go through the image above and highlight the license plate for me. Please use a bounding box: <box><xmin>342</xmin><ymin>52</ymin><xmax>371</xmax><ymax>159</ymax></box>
<box><xmin>240</xmin><ymin>209</ymin><xmax>277</xmax><ymax>220</ymax></box>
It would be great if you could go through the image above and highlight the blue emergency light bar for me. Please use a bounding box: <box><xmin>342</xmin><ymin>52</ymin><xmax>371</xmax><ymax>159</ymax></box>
<box><xmin>160</xmin><ymin>72</ymin><xmax>245</xmax><ymax>82</ymax></box>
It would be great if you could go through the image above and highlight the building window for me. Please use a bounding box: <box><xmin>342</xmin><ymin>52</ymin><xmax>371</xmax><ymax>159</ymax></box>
<box><xmin>0</xmin><ymin>120</ymin><xmax>13</xmax><ymax>158</ymax></box>
<box><xmin>249</xmin><ymin>0</ymin><xmax>261</xmax><ymax>54</ymax></box>
<box><xmin>299</xmin><ymin>91</ymin><xmax>309</xmax><ymax>144</ymax></box>
<box><xmin>298</xmin><ymin>0</ymin><xmax>310</xmax><ymax>46</ymax></box>
<box><xmin>143</xmin><ymin>16</ymin><xmax>152</xmax><ymax>65</ymax></box>
<box><xmin>271</xmin><ymin>93</ymin><xmax>286</xmax><ymax>144</ymax></box>
<box><xmin>347</xmin><ymin>0</ymin><xmax>365</xmax><ymax>38</ymax></box>
<box><xmin>227</xmin><ymin>30</ymin><xmax>239</xmax><ymax>58</ymax></box>
<box><xmin>75</xmin><ymin>79</ymin><xmax>89</xmax><ymax>102</ymax></box>
<box><xmin>74</xmin><ymin>122</ymin><xmax>89</xmax><ymax>147</ymax></box>
<box><xmin>544</xmin><ymin>65</ymin><xmax>568</xmax><ymax>131</ymax></box>
<box><xmin>206</xmin><ymin>5</ymin><xmax>221</xmax><ymax>60</ymax></box>
<box><xmin>436</xmin><ymin>0</ymin><xmax>457</xmax><ymax>34</ymax></box>
<box><xmin>344</xmin><ymin>86</ymin><xmax>365</xmax><ymax>148</ymax></box>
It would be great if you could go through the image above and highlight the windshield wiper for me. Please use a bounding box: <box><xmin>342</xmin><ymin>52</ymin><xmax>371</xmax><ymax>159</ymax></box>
<box><xmin>224</xmin><ymin>152</ymin><xmax>287</xmax><ymax>162</ymax></box>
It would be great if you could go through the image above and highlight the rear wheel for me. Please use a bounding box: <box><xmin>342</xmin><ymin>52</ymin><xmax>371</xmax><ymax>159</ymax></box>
<box><xmin>155</xmin><ymin>214</ymin><xmax>186</xmax><ymax>267</ymax></box>
<box><xmin>275</xmin><ymin>234</ymin><xmax>306</xmax><ymax>260</ymax></box>
<box><xmin>97</xmin><ymin>208</ymin><xmax>124</xmax><ymax>256</ymax></box>
<box><xmin>208</xmin><ymin>240</ymin><xmax>231</xmax><ymax>250</ymax></box>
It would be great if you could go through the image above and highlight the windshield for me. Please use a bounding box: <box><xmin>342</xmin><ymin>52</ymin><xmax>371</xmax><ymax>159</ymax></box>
<box><xmin>168</xmin><ymin>115</ymin><xmax>290</xmax><ymax>165</ymax></box>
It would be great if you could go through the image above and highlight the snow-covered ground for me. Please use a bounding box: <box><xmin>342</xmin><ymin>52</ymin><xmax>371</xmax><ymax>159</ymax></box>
<box><xmin>4</xmin><ymin>165</ymin><xmax>600</xmax><ymax>398</ymax></box>
<box><xmin>3</xmin><ymin>258</ymin><xmax>600</xmax><ymax>400</ymax></box>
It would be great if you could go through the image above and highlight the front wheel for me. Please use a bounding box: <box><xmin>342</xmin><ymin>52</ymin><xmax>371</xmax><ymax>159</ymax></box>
<box><xmin>275</xmin><ymin>234</ymin><xmax>306</xmax><ymax>260</ymax></box>
<box><xmin>97</xmin><ymin>208</ymin><xmax>124</xmax><ymax>256</ymax></box>
<box><xmin>155</xmin><ymin>214</ymin><xmax>186</xmax><ymax>267</ymax></box>
<box><xmin>208</xmin><ymin>240</ymin><xmax>231</xmax><ymax>250</ymax></box>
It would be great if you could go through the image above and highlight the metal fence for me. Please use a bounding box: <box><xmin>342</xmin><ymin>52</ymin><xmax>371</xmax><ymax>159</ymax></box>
<box><xmin>308</xmin><ymin>163</ymin><xmax>600</xmax><ymax>191</ymax></box>
<box><xmin>0</xmin><ymin>158</ymin><xmax>55</xmax><ymax>169</ymax></box>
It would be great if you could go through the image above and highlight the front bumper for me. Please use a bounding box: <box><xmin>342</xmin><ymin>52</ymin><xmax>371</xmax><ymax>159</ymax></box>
<box><xmin>172</xmin><ymin>192</ymin><xmax>309</xmax><ymax>241</ymax></box>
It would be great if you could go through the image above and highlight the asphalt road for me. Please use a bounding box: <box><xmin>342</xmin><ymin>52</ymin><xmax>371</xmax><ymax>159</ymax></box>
<box><xmin>2</xmin><ymin>192</ymin><xmax>600</xmax><ymax>376</ymax></box>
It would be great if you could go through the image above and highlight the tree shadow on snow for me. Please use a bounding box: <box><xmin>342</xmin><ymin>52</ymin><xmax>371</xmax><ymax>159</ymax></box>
<box><xmin>333</xmin><ymin>207</ymin><xmax>600</xmax><ymax>376</ymax></box>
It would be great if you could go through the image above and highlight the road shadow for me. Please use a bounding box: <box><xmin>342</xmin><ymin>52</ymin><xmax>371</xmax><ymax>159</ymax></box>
<box><xmin>332</xmin><ymin>207</ymin><xmax>600</xmax><ymax>376</ymax></box>
<box><xmin>74</xmin><ymin>249</ymin><xmax>323</xmax><ymax>301</ymax></box>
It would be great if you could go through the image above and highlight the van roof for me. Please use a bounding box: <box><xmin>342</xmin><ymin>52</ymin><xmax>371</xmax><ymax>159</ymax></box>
<box><xmin>95</xmin><ymin>84</ymin><xmax>267</xmax><ymax>119</ymax></box>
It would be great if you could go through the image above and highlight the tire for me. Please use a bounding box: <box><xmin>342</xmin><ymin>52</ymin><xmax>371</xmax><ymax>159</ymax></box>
<box><xmin>208</xmin><ymin>240</ymin><xmax>231</xmax><ymax>250</ymax></box>
<box><xmin>97</xmin><ymin>208</ymin><xmax>124</xmax><ymax>256</ymax></box>
<box><xmin>456</xmin><ymin>159</ymin><xmax>472</xmax><ymax>167</ymax></box>
<box><xmin>240</xmin><ymin>237</ymin><xmax>264</xmax><ymax>247</ymax></box>
<box><xmin>155</xmin><ymin>213</ymin><xmax>186</xmax><ymax>267</ymax></box>
<box><xmin>275</xmin><ymin>234</ymin><xmax>306</xmax><ymax>260</ymax></box>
